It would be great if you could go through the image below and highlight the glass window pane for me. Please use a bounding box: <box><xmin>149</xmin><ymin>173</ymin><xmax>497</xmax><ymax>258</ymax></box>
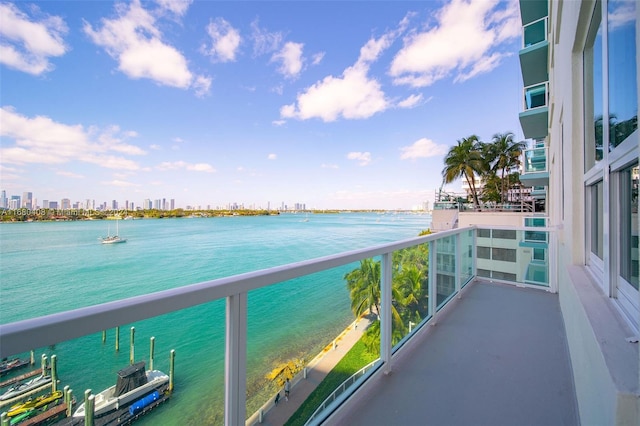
<box><xmin>591</xmin><ymin>181</ymin><xmax>604</xmax><ymax>259</ymax></box>
<box><xmin>620</xmin><ymin>165</ymin><xmax>639</xmax><ymax>289</ymax></box>
<box><xmin>608</xmin><ymin>0</ymin><xmax>638</xmax><ymax>149</ymax></box>
<box><xmin>584</xmin><ymin>2</ymin><xmax>603</xmax><ymax>170</ymax></box>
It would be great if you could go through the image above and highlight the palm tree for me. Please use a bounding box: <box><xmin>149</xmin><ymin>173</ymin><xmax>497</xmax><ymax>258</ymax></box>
<box><xmin>344</xmin><ymin>258</ymin><xmax>381</xmax><ymax>318</ymax></box>
<box><xmin>488</xmin><ymin>132</ymin><xmax>526</xmax><ymax>203</ymax></box>
<box><xmin>442</xmin><ymin>135</ymin><xmax>485</xmax><ymax>208</ymax></box>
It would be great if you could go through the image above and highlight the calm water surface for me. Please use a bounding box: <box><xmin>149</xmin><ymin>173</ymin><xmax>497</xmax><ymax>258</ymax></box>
<box><xmin>0</xmin><ymin>212</ymin><xmax>430</xmax><ymax>424</ymax></box>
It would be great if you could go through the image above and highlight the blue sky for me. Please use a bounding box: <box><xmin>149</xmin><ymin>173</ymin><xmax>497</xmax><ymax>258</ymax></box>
<box><xmin>0</xmin><ymin>0</ymin><xmax>525</xmax><ymax>210</ymax></box>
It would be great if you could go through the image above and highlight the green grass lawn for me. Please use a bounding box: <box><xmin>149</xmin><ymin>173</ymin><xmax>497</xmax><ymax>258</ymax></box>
<box><xmin>284</xmin><ymin>339</ymin><xmax>378</xmax><ymax>426</ymax></box>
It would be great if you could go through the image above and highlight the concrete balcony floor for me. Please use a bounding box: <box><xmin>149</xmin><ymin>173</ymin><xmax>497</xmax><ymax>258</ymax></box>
<box><xmin>324</xmin><ymin>280</ymin><xmax>579</xmax><ymax>426</ymax></box>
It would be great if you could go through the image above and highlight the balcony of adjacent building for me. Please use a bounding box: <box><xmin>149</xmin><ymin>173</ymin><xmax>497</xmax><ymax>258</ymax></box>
<box><xmin>520</xmin><ymin>145</ymin><xmax>549</xmax><ymax>187</ymax></box>
<box><xmin>0</xmin><ymin>224</ymin><xmax>585</xmax><ymax>426</ymax></box>
<box><xmin>519</xmin><ymin>82</ymin><xmax>549</xmax><ymax>140</ymax></box>
<box><xmin>519</xmin><ymin>16</ymin><xmax>549</xmax><ymax>88</ymax></box>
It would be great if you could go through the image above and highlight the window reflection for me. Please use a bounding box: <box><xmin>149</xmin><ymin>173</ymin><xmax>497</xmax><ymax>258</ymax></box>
<box><xmin>584</xmin><ymin>2</ymin><xmax>603</xmax><ymax>170</ymax></box>
<box><xmin>608</xmin><ymin>0</ymin><xmax>638</xmax><ymax>148</ymax></box>
<box><xmin>620</xmin><ymin>165</ymin><xmax>639</xmax><ymax>290</ymax></box>
<box><xmin>591</xmin><ymin>181</ymin><xmax>604</xmax><ymax>260</ymax></box>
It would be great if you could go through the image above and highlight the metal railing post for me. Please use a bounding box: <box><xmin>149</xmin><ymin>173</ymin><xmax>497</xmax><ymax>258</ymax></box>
<box><xmin>455</xmin><ymin>233</ymin><xmax>462</xmax><ymax>298</ymax></box>
<box><xmin>225</xmin><ymin>292</ymin><xmax>247</xmax><ymax>426</ymax></box>
<box><xmin>429</xmin><ymin>240</ymin><xmax>437</xmax><ymax>323</ymax></box>
<box><xmin>381</xmin><ymin>252</ymin><xmax>393</xmax><ymax>374</ymax></box>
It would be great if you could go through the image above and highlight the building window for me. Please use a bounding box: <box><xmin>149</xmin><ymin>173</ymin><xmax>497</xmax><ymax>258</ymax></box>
<box><xmin>607</xmin><ymin>0</ymin><xmax>638</xmax><ymax>149</ymax></box>
<box><xmin>584</xmin><ymin>1</ymin><xmax>603</xmax><ymax>171</ymax></box>
<box><xmin>589</xmin><ymin>180</ymin><xmax>604</xmax><ymax>261</ymax></box>
<box><xmin>619</xmin><ymin>164</ymin><xmax>639</xmax><ymax>290</ymax></box>
<box><xmin>492</xmin><ymin>229</ymin><xmax>517</xmax><ymax>240</ymax></box>
<box><xmin>492</xmin><ymin>248</ymin><xmax>517</xmax><ymax>263</ymax></box>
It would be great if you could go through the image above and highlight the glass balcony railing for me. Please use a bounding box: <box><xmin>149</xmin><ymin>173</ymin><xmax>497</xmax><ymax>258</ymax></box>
<box><xmin>523</xmin><ymin>147</ymin><xmax>548</xmax><ymax>174</ymax></box>
<box><xmin>523</xmin><ymin>82</ymin><xmax>549</xmax><ymax>110</ymax></box>
<box><xmin>0</xmin><ymin>226</ymin><xmax>554</xmax><ymax>426</ymax></box>
<box><xmin>523</xmin><ymin>16</ymin><xmax>548</xmax><ymax>48</ymax></box>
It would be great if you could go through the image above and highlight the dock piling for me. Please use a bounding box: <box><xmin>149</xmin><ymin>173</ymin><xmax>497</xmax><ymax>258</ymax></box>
<box><xmin>102</xmin><ymin>330</ymin><xmax>106</xmax><ymax>344</ymax></box>
<box><xmin>130</xmin><ymin>327</ymin><xmax>135</xmax><ymax>365</ymax></box>
<box><xmin>150</xmin><ymin>337</ymin><xmax>155</xmax><ymax>371</ymax></box>
<box><xmin>169</xmin><ymin>350</ymin><xmax>175</xmax><ymax>392</ymax></box>
<box><xmin>41</xmin><ymin>354</ymin><xmax>48</xmax><ymax>376</ymax></box>
<box><xmin>115</xmin><ymin>326</ymin><xmax>120</xmax><ymax>352</ymax></box>
<box><xmin>86</xmin><ymin>394</ymin><xmax>95</xmax><ymax>426</ymax></box>
<box><xmin>51</xmin><ymin>354</ymin><xmax>57</xmax><ymax>392</ymax></box>
<box><xmin>66</xmin><ymin>388</ymin><xmax>73</xmax><ymax>417</ymax></box>
<box><xmin>30</xmin><ymin>350</ymin><xmax>34</xmax><ymax>365</ymax></box>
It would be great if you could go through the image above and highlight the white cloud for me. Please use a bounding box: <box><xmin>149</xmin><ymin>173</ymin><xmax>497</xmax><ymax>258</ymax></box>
<box><xmin>311</xmin><ymin>52</ymin><xmax>325</xmax><ymax>65</ymax></box>
<box><xmin>83</xmin><ymin>0</ymin><xmax>210</xmax><ymax>95</ymax></box>
<box><xmin>272</xmin><ymin>41</ymin><xmax>304</xmax><ymax>79</ymax></box>
<box><xmin>280</xmin><ymin>13</ymin><xmax>413</xmax><ymax>122</ymax></box>
<box><xmin>155</xmin><ymin>0</ymin><xmax>192</xmax><ymax>16</ymax></box>
<box><xmin>321</xmin><ymin>163</ymin><xmax>339</xmax><ymax>169</ymax></box>
<box><xmin>272</xmin><ymin>120</ymin><xmax>286</xmax><ymax>126</ymax></box>
<box><xmin>156</xmin><ymin>161</ymin><xmax>215</xmax><ymax>172</ymax></box>
<box><xmin>203</xmin><ymin>17</ymin><xmax>241</xmax><ymax>63</ymax></box>
<box><xmin>0</xmin><ymin>107</ymin><xmax>143</xmax><ymax>170</ymax></box>
<box><xmin>250</xmin><ymin>19</ymin><xmax>283</xmax><ymax>57</ymax></box>
<box><xmin>608</xmin><ymin>0</ymin><xmax>636</xmax><ymax>30</ymax></box>
<box><xmin>0</xmin><ymin>2</ymin><xmax>68</xmax><ymax>75</ymax></box>
<box><xmin>390</xmin><ymin>0</ymin><xmax>520</xmax><ymax>87</ymax></box>
<box><xmin>400</xmin><ymin>138</ymin><xmax>448</xmax><ymax>160</ymax></box>
<box><xmin>281</xmin><ymin>64</ymin><xmax>388</xmax><ymax>122</ymax></box>
<box><xmin>347</xmin><ymin>151</ymin><xmax>372</xmax><ymax>166</ymax></box>
<box><xmin>397</xmin><ymin>94</ymin><xmax>423</xmax><ymax>109</ymax></box>
<box><xmin>267</xmin><ymin>153</ymin><xmax>277</xmax><ymax>160</ymax></box>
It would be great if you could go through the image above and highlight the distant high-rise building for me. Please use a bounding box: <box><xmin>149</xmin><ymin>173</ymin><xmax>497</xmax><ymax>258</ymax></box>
<box><xmin>49</xmin><ymin>201</ymin><xmax>58</xmax><ymax>209</ymax></box>
<box><xmin>22</xmin><ymin>192</ymin><xmax>33</xmax><ymax>209</ymax></box>
<box><xmin>111</xmin><ymin>200</ymin><xmax>118</xmax><ymax>210</ymax></box>
<box><xmin>0</xmin><ymin>190</ymin><xmax>7</xmax><ymax>209</ymax></box>
<box><xmin>143</xmin><ymin>199</ymin><xmax>152</xmax><ymax>210</ymax></box>
<box><xmin>42</xmin><ymin>200</ymin><xmax>50</xmax><ymax>209</ymax></box>
<box><xmin>9</xmin><ymin>195</ymin><xmax>20</xmax><ymax>209</ymax></box>
<box><xmin>170</xmin><ymin>199</ymin><xmax>175</xmax><ymax>210</ymax></box>
<box><xmin>61</xmin><ymin>198</ymin><xmax>71</xmax><ymax>209</ymax></box>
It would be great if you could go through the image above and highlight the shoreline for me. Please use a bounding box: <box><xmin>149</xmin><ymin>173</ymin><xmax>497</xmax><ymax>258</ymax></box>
<box><xmin>247</xmin><ymin>312</ymin><xmax>374</xmax><ymax>426</ymax></box>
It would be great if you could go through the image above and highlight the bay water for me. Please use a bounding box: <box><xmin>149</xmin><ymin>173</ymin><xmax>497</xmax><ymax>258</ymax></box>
<box><xmin>0</xmin><ymin>212</ymin><xmax>431</xmax><ymax>424</ymax></box>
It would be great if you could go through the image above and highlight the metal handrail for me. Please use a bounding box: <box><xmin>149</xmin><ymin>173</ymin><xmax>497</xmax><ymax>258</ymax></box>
<box><xmin>304</xmin><ymin>360</ymin><xmax>379</xmax><ymax>425</ymax></box>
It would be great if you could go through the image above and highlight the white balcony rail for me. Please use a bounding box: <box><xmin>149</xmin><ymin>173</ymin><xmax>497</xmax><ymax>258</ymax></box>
<box><xmin>522</xmin><ymin>146</ymin><xmax>549</xmax><ymax>174</ymax></box>
<box><xmin>523</xmin><ymin>81</ymin><xmax>549</xmax><ymax>111</ymax></box>
<box><xmin>304</xmin><ymin>360</ymin><xmax>379</xmax><ymax>426</ymax></box>
<box><xmin>522</xmin><ymin>16</ymin><xmax>548</xmax><ymax>48</ymax></box>
<box><xmin>0</xmin><ymin>225</ymin><xmax>556</xmax><ymax>425</ymax></box>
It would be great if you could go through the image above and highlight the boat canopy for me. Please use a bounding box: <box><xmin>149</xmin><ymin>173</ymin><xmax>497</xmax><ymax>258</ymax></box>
<box><xmin>115</xmin><ymin>361</ymin><xmax>148</xmax><ymax>397</ymax></box>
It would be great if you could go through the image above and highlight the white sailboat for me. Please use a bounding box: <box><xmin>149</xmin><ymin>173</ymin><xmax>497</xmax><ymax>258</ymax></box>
<box><xmin>101</xmin><ymin>218</ymin><xmax>127</xmax><ymax>244</ymax></box>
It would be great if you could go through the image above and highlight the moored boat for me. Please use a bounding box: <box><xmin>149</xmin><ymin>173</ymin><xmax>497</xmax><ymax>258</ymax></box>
<box><xmin>72</xmin><ymin>362</ymin><xmax>169</xmax><ymax>418</ymax></box>
<box><xmin>0</xmin><ymin>358</ymin><xmax>29</xmax><ymax>376</ymax></box>
<box><xmin>0</xmin><ymin>374</ymin><xmax>52</xmax><ymax>401</ymax></box>
<box><xmin>7</xmin><ymin>390</ymin><xmax>63</xmax><ymax>417</ymax></box>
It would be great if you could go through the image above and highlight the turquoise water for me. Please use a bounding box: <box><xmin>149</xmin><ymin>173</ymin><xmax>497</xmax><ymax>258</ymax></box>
<box><xmin>0</xmin><ymin>212</ymin><xmax>430</xmax><ymax>424</ymax></box>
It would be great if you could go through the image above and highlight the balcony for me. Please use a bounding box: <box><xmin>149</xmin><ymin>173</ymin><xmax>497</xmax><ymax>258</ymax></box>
<box><xmin>0</xmin><ymin>225</ymin><xmax>572</xmax><ymax>426</ymax></box>
<box><xmin>519</xmin><ymin>82</ymin><xmax>549</xmax><ymax>140</ymax></box>
<box><xmin>518</xmin><ymin>0</ymin><xmax>548</xmax><ymax>27</ymax></box>
<box><xmin>520</xmin><ymin>146</ymin><xmax>549</xmax><ymax>187</ymax></box>
<box><xmin>519</xmin><ymin>16</ymin><xmax>549</xmax><ymax>87</ymax></box>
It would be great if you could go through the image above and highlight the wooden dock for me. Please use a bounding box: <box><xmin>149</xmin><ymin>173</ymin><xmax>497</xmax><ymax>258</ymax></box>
<box><xmin>53</xmin><ymin>385</ymin><xmax>171</xmax><ymax>426</ymax></box>
<box><xmin>0</xmin><ymin>368</ymin><xmax>42</xmax><ymax>388</ymax></box>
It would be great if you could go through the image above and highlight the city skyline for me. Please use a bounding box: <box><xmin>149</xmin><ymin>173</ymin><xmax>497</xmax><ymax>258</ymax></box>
<box><xmin>0</xmin><ymin>0</ymin><xmax>524</xmax><ymax>210</ymax></box>
<box><xmin>0</xmin><ymin>188</ymin><xmax>331</xmax><ymax>212</ymax></box>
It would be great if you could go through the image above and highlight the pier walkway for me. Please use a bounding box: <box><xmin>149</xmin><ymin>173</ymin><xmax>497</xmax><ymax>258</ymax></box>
<box><xmin>251</xmin><ymin>314</ymin><xmax>373</xmax><ymax>426</ymax></box>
